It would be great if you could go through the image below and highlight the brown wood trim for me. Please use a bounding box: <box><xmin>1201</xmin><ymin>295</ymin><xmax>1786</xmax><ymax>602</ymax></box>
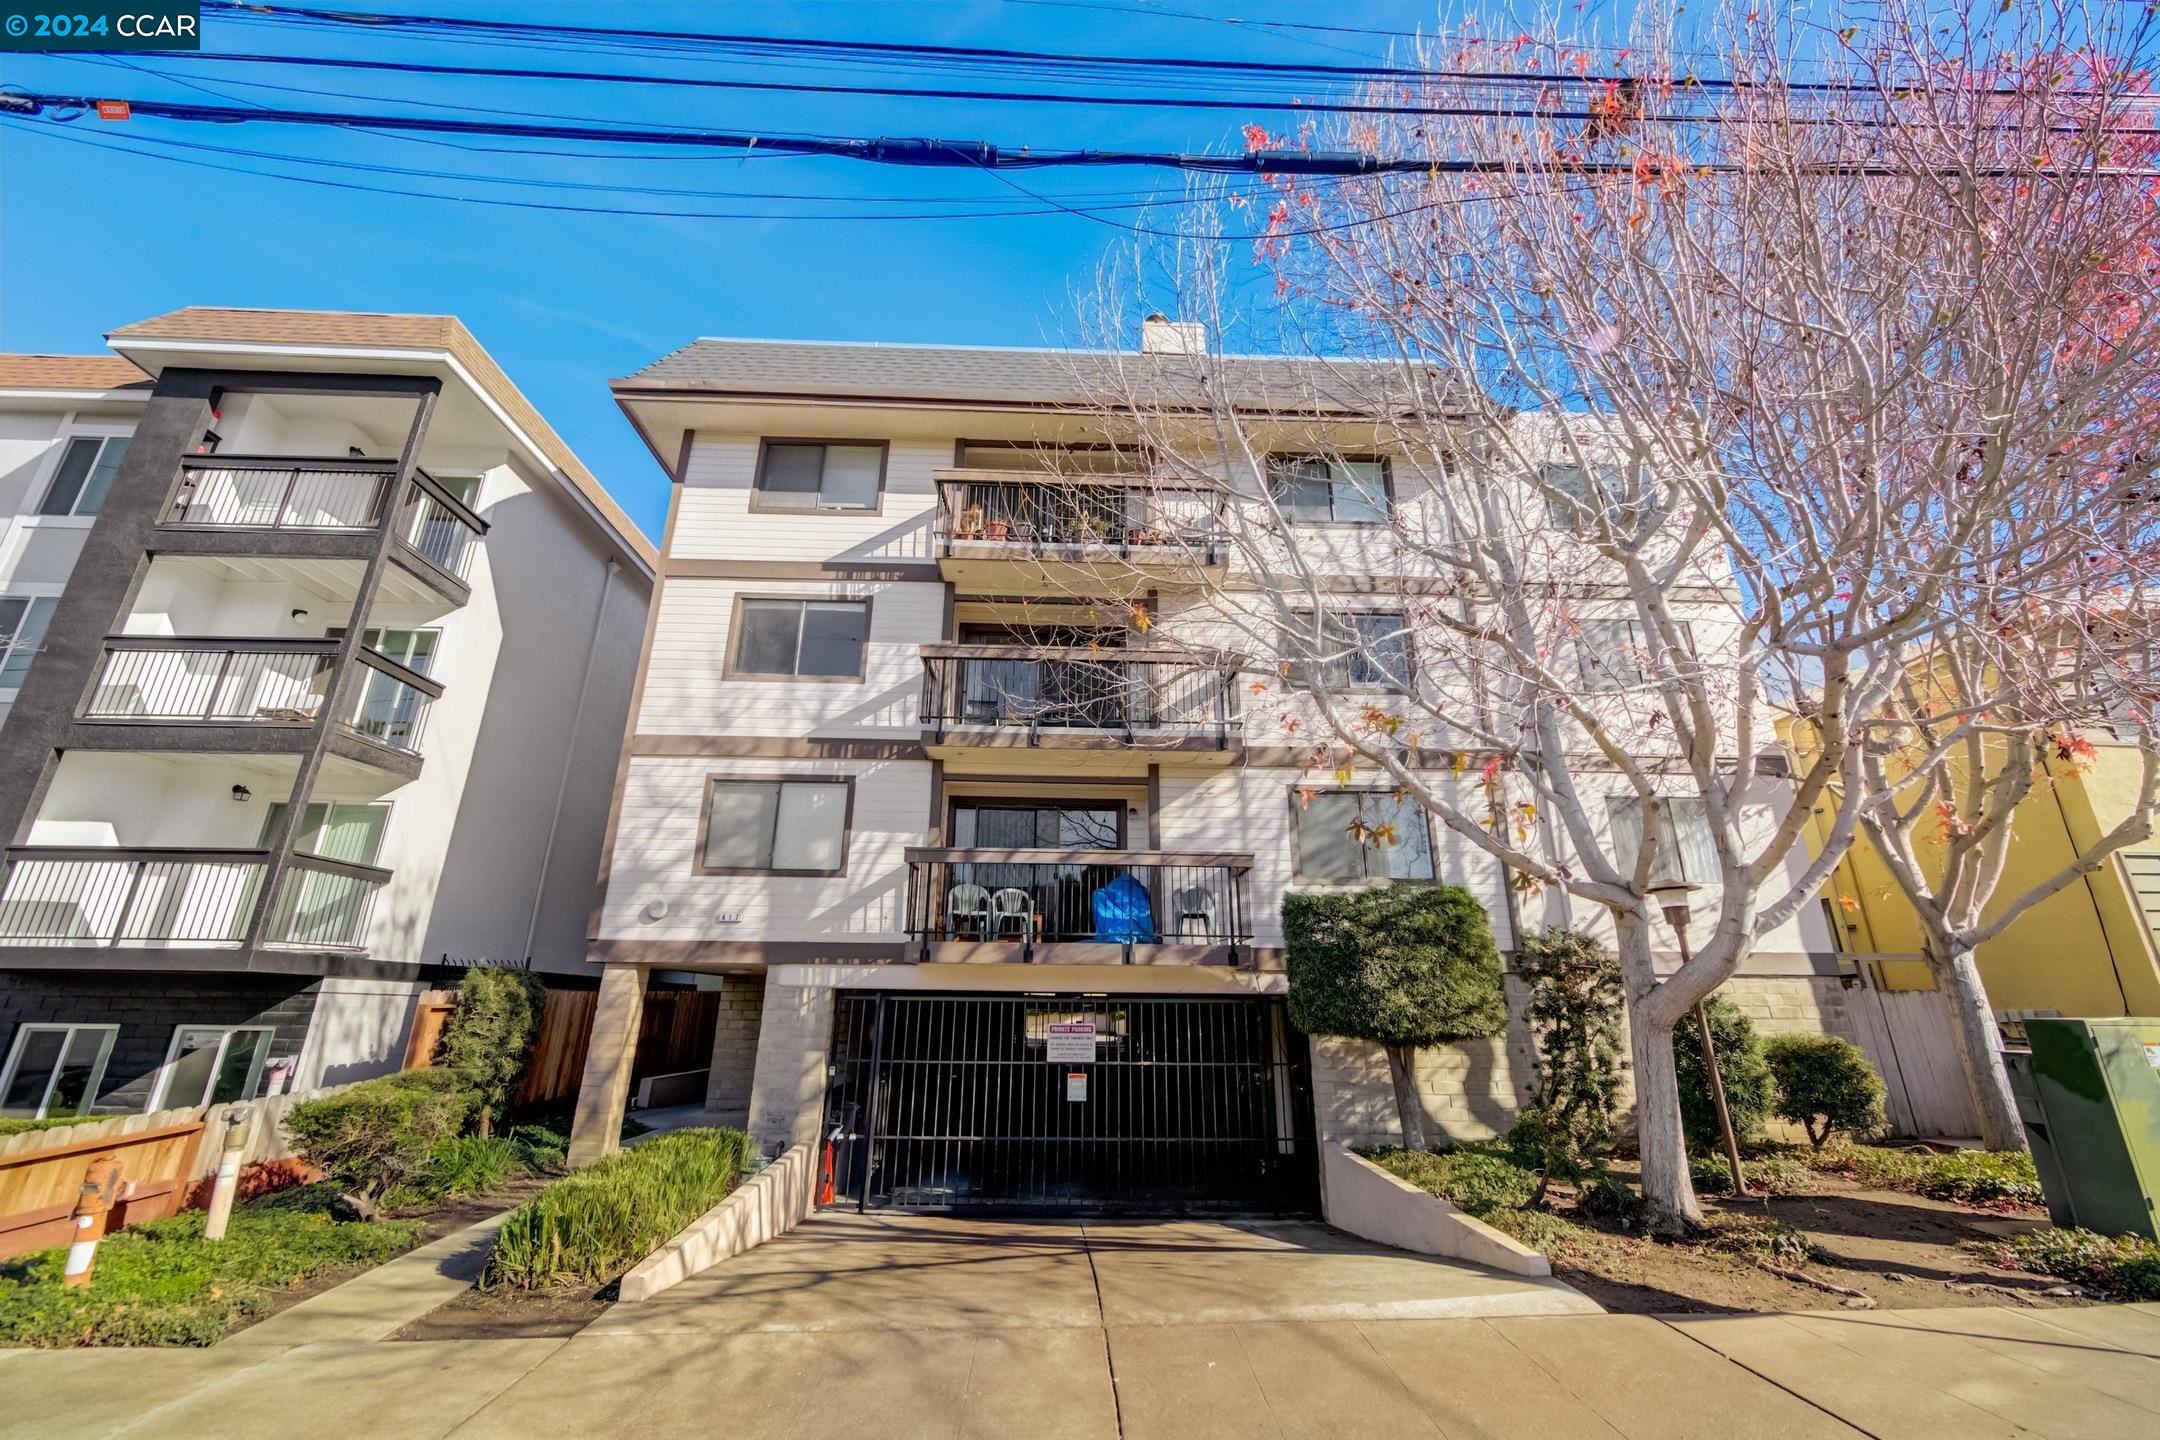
<box><xmin>610</xmin><ymin>382</ymin><xmax>1432</xmax><ymax>421</ymax></box>
<box><xmin>664</xmin><ymin>558</ymin><xmax>940</xmax><ymax>581</ymax></box>
<box><xmin>693</xmin><ymin>774</ymin><xmax>857</xmax><ymax>877</ymax></box>
<box><xmin>928</xmin><ymin>758</ymin><xmax>947</xmax><ymax>845</ymax></box>
<box><xmin>1146</xmin><ymin>763</ymin><xmax>1163</xmax><ymax>848</ymax></box>
<box><xmin>722</xmin><ymin>592</ymin><xmax>873</xmax><ymax>683</ymax></box>
<box><xmin>672</xmin><ymin>427</ymin><xmax>699</xmax><ymax>485</ymax></box>
<box><xmin>905</xmin><ymin>845</ymin><xmax>1253</xmax><ymax>867</ymax></box>
<box><xmin>628</xmin><ymin>734</ymin><xmax>924</xmax><ymax>759</ymax></box>
<box><xmin>586</xmin><ymin>938</ymin><xmax>910</xmax><ymax>966</ymax></box>
<box><xmin>920</xmin><ymin>642</ymin><xmax>1223</xmax><ymax>663</ymax></box>
<box><xmin>748</xmin><ymin>437</ymin><xmax>890</xmax><ymax>517</ymax></box>
<box><xmin>918</xmin><ymin>940</ymin><xmax>1249</xmax><ymax>967</ymax></box>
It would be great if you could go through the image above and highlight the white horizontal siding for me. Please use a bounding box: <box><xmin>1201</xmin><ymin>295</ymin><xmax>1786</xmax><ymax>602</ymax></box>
<box><xmin>599</xmin><ymin>755</ymin><xmax>930</xmax><ymax>942</ymax></box>
<box><xmin>636</xmin><ymin>576</ymin><xmax>940</xmax><ymax>736</ymax></box>
<box><xmin>671</xmin><ymin>435</ymin><xmax>942</xmax><ymax>564</ymax></box>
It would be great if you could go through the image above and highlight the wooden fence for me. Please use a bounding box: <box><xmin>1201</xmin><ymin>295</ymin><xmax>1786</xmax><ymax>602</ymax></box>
<box><xmin>509</xmin><ymin>987</ymin><xmax>721</xmax><ymax>1108</ymax></box>
<box><xmin>0</xmin><ymin>1081</ymin><xmax>357</xmax><ymax>1260</ymax></box>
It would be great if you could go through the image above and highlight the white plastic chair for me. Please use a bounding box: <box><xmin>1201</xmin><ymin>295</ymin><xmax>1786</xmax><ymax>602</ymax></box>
<box><xmin>1171</xmin><ymin>886</ymin><xmax>1219</xmax><ymax>940</ymax></box>
<box><xmin>988</xmin><ymin>887</ymin><xmax>1035</xmax><ymax>939</ymax></box>
<box><xmin>945</xmin><ymin>883</ymin><xmax>991</xmax><ymax>938</ymax></box>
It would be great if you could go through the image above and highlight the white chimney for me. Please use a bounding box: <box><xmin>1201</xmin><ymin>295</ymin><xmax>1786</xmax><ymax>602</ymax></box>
<box><xmin>1141</xmin><ymin>313</ymin><xmax>1207</xmax><ymax>355</ymax></box>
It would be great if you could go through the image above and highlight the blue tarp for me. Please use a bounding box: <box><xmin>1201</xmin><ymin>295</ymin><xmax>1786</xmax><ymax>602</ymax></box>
<box><xmin>1091</xmin><ymin>873</ymin><xmax>1159</xmax><ymax>944</ymax></box>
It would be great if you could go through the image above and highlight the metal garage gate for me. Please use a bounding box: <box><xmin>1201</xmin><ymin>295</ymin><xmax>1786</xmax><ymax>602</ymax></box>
<box><xmin>823</xmin><ymin>993</ymin><xmax>1318</xmax><ymax>1214</ymax></box>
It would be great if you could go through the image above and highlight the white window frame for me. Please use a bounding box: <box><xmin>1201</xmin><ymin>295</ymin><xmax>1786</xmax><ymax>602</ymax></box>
<box><xmin>0</xmin><ymin>591</ymin><xmax>63</xmax><ymax>697</ymax></box>
<box><xmin>148</xmin><ymin>1025</ymin><xmax>275</xmax><ymax>1112</ymax></box>
<box><xmin>0</xmin><ymin>1022</ymin><xmax>118</xmax><ymax>1119</ymax></box>
<box><xmin>31</xmin><ymin>425</ymin><xmax>136</xmax><ymax>519</ymax></box>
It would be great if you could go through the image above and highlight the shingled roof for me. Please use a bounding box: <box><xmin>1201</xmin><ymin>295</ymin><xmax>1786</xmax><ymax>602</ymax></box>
<box><xmin>615</xmin><ymin>338</ymin><xmax>1479</xmax><ymax>416</ymax></box>
<box><xmin>0</xmin><ymin>355</ymin><xmax>151</xmax><ymax>392</ymax></box>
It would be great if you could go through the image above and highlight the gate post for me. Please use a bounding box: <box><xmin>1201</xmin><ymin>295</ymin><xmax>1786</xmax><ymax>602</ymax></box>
<box><xmin>857</xmin><ymin>992</ymin><xmax>887</xmax><ymax>1213</ymax></box>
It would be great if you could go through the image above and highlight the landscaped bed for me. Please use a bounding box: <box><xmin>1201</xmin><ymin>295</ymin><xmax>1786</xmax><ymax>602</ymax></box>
<box><xmin>1366</xmin><ymin>1139</ymin><xmax>2111</xmax><ymax>1314</ymax></box>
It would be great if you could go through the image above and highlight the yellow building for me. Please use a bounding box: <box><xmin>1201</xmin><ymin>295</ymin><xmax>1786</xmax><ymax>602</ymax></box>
<box><xmin>1812</xmin><ymin>742</ymin><xmax>2160</xmax><ymax>1018</ymax></box>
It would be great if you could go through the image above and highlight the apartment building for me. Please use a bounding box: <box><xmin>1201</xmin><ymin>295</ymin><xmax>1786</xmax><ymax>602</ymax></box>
<box><xmin>570</xmin><ymin>329</ymin><xmax>1846</xmax><ymax>1202</ymax></box>
<box><xmin>0</xmin><ymin>309</ymin><xmax>653</xmax><ymax>1120</ymax></box>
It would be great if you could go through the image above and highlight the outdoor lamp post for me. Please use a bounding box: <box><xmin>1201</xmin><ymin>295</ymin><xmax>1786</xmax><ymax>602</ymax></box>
<box><xmin>1646</xmin><ymin>881</ymin><xmax>1750</xmax><ymax>1200</ymax></box>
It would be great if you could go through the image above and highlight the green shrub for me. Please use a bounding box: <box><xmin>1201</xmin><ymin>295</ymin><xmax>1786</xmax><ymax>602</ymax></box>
<box><xmin>1509</xmin><ymin>927</ymin><xmax>1626</xmax><ymax>1190</ymax></box>
<box><xmin>1575</xmin><ymin>1174</ymin><xmax>1642</xmax><ymax>1224</ymax></box>
<box><xmin>438</xmin><ymin>968</ymin><xmax>546</xmax><ymax>1139</ymax></box>
<box><xmin>487</xmin><ymin>1128</ymin><xmax>752</xmax><ymax>1290</ymax></box>
<box><xmin>1812</xmin><ymin>1143</ymin><xmax>2043</xmax><ymax>1207</ymax></box>
<box><xmin>285</xmin><ymin>1072</ymin><xmax>466</xmax><ymax>1220</ymax></box>
<box><xmin>509</xmin><ymin>1124</ymin><xmax>569</xmax><ymax>1171</ymax></box>
<box><xmin>0</xmin><ymin>1185</ymin><xmax>422</xmax><ymax>1347</ymax></box>
<box><xmin>0</xmin><ymin>1113</ymin><xmax>113</xmax><ymax>1137</ymax></box>
<box><xmin>1764</xmin><ymin>1034</ymin><xmax>1887</xmax><ymax>1147</ymax></box>
<box><xmin>1975</xmin><ymin>1228</ymin><xmax>2160</xmax><ymax>1300</ymax></box>
<box><xmin>1284</xmin><ymin>884</ymin><xmax>1507</xmax><ymax>1150</ymax></box>
<box><xmin>1718</xmin><ymin>1216</ymin><xmax>1824</xmax><ymax>1268</ymax></box>
<box><xmin>384</xmin><ymin>1136</ymin><xmax>526</xmax><ymax>1210</ymax></box>
<box><xmin>1364</xmin><ymin>1144</ymin><xmax>1574</xmax><ymax>1249</ymax></box>
<box><xmin>1691</xmin><ymin>1150</ymin><xmax>1813</xmax><ymax>1196</ymax></box>
<box><xmin>1671</xmin><ymin>997</ymin><xmax>1776</xmax><ymax>1151</ymax></box>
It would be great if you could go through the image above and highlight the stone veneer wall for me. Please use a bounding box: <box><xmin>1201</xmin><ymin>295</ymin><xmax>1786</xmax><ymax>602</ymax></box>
<box><xmin>702</xmin><ymin>974</ymin><xmax>766</xmax><ymax>1127</ymax></box>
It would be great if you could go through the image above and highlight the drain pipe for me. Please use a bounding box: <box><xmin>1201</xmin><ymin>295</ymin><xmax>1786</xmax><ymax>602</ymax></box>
<box><xmin>521</xmin><ymin>555</ymin><xmax>621</xmax><ymax>962</ymax></box>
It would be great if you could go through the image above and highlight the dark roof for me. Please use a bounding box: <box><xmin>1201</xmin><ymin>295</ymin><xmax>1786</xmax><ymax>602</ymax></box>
<box><xmin>614</xmin><ymin>338</ymin><xmax>1478</xmax><ymax>414</ymax></box>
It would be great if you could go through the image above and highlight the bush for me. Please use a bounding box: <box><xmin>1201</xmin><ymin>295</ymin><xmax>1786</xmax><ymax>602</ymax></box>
<box><xmin>1975</xmin><ymin>1228</ymin><xmax>2160</xmax><ymax>1301</ymax></box>
<box><xmin>1764</xmin><ymin>1034</ymin><xmax>1887</xmax><ymax>1147</ymax></box>
<box><xmin>1671</xmin><ymin>996</ymin><xmax>1776</xmax><ymax>1152</ymax></box>
<box><xmin>0</xmin><ymin>1113</ymin><xmax>113</xmax><ymax>1137</ymax></box>
<box><xmin>508</xmin><ymin>1124</ymin><xmax>569</xmax><ymax>1170</ymax></box>
<box><xmin>438</xmin><ymin>967</ymin><xmax>546</xmax><ymax>1138</ymax></box>
<box><xmin>1284</xmin><ymin>884</ymin><xmax>1507</xmax><ymax>1150</ymax></box>
<box><xmin>384</xmin><ymin>1136</ymin><xmax>525</xmax><ymax>1210</ymax></box>
<box><xmin>1509</xmin><ymin>928</ymin><xmax>1626</xmax><ymax>1189</ymax></box>
<box><xmin>285</xmin><ymin>1071</ymin><xmax>466</xmax><ymax>1220</ymax></box>
<box><xmin>1691</xmin><ymin>1150</ymin><xmax>1812</xmax><ymax>1196</ymax></box>
<box><xmin>1364</xmin><ymin>1144</ymin><xmax>1575</xmax><ymax>1250</ymax></box>
<box><xmin>487</xmin><ymin>1128</ymin><xmax>753</xmax><ymax>1290</ymax></box>
<box><xmin>1811</xmin><ymin>1143</ymin><xmax>2043</xmax><ymax>1207</ymax></box>
<box><xmin>0</xmin><ymin>1185</ymin><xmax>423</xmax><ymax>1347</ymax></box>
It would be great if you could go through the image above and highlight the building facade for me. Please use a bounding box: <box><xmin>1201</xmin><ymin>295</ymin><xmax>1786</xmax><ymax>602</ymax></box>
<box><xmin>570</xmin><ymin>332</ymin><xmax>1847</xmax><ymax>1200</ymax></box>
<box><xmin>0</xmin><ymin>310</ymin><xmax>653</xmax><ymax>1121</ymax></box>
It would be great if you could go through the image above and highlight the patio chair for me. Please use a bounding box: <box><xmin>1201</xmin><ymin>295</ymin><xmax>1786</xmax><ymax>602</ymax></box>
<box><xmin>945</xmin><ymin>883</ymin><xmax>991</xmax><ymax>938</ymax></box>
<box><xmin>1170</xmin><ymin>886</ymin><xmax>1219</xmax><ymax>941</ymax></box>
<box><xmin>988</xmin><ymin>887</ymin><xmax>1036</xmax><ymax>939</ymax></box>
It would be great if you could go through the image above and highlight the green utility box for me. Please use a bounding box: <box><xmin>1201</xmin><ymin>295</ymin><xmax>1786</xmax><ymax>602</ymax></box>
<box><xmin>2007</xmin><ymin>1018</ymin><xmax>2160</xmax><ymax>1240</ymax></box>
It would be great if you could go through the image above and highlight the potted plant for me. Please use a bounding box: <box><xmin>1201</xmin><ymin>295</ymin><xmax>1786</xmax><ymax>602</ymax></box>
<box><xmin>1128</xmin><ymin>524</ymin><xmax>1168</xmax><ymax>547</ymax></box>
<box><xmin>982</xmin><ymin>516</ymin><xmax>1011</xmax><ymax>541</ymax></box>
<box><xmin>956</xmin><ymin>503</ymin><xmax>985</xmax><ymax>539</ymax></box>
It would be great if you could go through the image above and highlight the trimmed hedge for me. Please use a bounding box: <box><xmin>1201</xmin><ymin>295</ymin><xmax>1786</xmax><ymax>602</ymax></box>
<box><xmin>284</xmin><ymin>1070</ymin><xmax>469</xmax><ymax>1219</ymax></box>
<box><xmin>1672</xmin><ymin>996</ymin><xmax>1776</xmax><ymax>1150</ymax></box>
<box><xmin>1764</xmin><ymin>1033</ymin><xmax>1887</xmax><ymax>1147</ymax></box>
<box><xmin>487</xmin><ymin>1128</ymin><xmax>753</xmax><ymax>1290</ymax></box>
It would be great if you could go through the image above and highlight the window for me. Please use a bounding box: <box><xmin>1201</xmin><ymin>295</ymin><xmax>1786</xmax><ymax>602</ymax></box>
<box><xmin>700</xmin><ymin>778</ymin><xmax>851</xmax><ymax>873</ymax></box>
<box><xmin>1293</xmin><ymin>791</ymin><xmax>1436</xmax><ymax>882</ymax></box>
<box><xmin>1269</xmin><ymin>455</ymin><xmax>1389</xmax><ymax>524</ymax></box>
<box><xmin>1575</xmin><ymin>619</ymin><xmax>1694</xmax><ymax>692</ymax></box>
<box><xmin>0</xmin><ymin>596</ymin><xmax>58</xmax><ymax>690</ymax></box>
<box><xmin>1291</xmin><ymin>610</ymin><xmax>1412</xmax><ymax>692</ymax></box>
<box><xmin>262</xmin><ymin>801</ymin><xmax>390</xmax><ymax>864</ymax></box>
<box><xmin>151</xmin><ymin>1026</ymin><xmax>274</xmax><ymax>1111</ymax></box>
<box><xmin>1543</xmin><ymin>464</ymin><xmax>1655</xmax><ymax>531</ymax></box>
<box><xmin>730</xmin><ymin>598</ymin><xmax>869</xmax><ymax>679</ymax></box>
<box><xmin>952</xmin><ymin>802</ymin><xmax>1122</xmax><ymax>849</ymax></box>
<box><xmin>1</xmin><ymin>1023</ymin><xmax>117</xmax><ymax>1119</ymax></box>
<box><xmin>36</xmin><ymin>435</ymin><xmax>131</xmax><ymax>517</ymax></box>
<box><xmin>1606</xmin><ymin>796</ymin><xmax>1719</xmax><ymax>886</ymax></box>
<box><xmin>754</xmin><ymin>441</ymin><xmax>885</xmax><ymax>512</ymax></box>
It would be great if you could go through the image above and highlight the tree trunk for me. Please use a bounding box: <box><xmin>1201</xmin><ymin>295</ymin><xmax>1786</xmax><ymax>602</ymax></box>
<box><xmin>1929</xmin><ymin>939</ymin><xmax>2027</xmax><ymax>1151</ymax></box>
<box><xmin>475</xmin><ymin>1105</ymin><xmax>494</xmax><ymax>1140</ymax></box>
<box><xmin>1383</xmin><ymin>1042</ymin><xmax>1430</xmax><ymax>1151</ymax></box>
<box><xmin>1613</xmin><ymin>910</ymin><xmax>1703</xmax><ymax>1235</ymax></box>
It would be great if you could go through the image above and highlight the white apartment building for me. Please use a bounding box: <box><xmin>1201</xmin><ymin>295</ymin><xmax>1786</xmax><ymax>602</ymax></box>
<box><xmin>0</xmin><ymin>310</ymin><xmax>652</xmax><ymax>1120</ymax></box>
<box><xmin>569</xmin><ymin>331</ymin><xmax>1847</xmax><ymax>1205</ymax></box>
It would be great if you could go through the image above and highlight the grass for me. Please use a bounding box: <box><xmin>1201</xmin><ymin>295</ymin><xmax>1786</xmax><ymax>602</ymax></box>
<box><xmin>487</xmin><ymin>1127</ymin><xmax>753</xmax><ymax>1291</ymax></box>
<box><xmin>1973</xmin><ymin>1228</ymin><xmax>2160</xmax><ymax>1300</ymax></box>
<box><xmin>1690</xmin><ymin>1151</ymin><xmax>1815</xmax><ymax>1197</ymax></box>
<box><xmin>1363</xmin><ymin>1144</ymin><xmax>1579</xmax><ymax>1250</ymax></box>
<box><xmin>1805</xmin><ymin>1142</ymin><xmax>2043</xmax><ymax>1207</ymax></box>
<box><xmin>0</xmin><ymin>1185</ymin><xmax>424</xmax><ymax>1348</ymax></box>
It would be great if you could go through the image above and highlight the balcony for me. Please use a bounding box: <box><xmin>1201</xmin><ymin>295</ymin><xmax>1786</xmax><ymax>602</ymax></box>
<box><xmin>933</xmin><ymin>469</ymin><xmax>1227</xmax><ymax>597</ymax></box>
<box><xmin>904</xmin><ymin>847</ymin><xmax>1254</xmax><ymax>965</ymax></box>
<box><xmin>78</xmin><ymin>637</ymin><xmax>442</xmax><ymax>768</ymax></box>
<box><xmin>159</xmin><ymin>456</ymin><xmax>486</xmax><ymax>607</ymax></box>
<box><xmin>0</xmin><ymin>847</ymin><xmax>388</xmax><ymax>953</ymax></box>
<box><xmin>921</xmin><ymin>645</ymin><xmax>1240</xmax><ymax>776</ymax></box>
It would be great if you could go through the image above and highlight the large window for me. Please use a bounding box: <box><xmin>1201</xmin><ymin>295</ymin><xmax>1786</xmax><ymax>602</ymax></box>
<box><xmin>1</xmin><ymin>1023</ymin><xmax>117</xmax><ymax>1119</ymax></box>
<box><xmin>37</xmin><ymin>435</ymin><xmax>131</xmax><ymax>517</ymax></box>
<box><xmin>1291</xmin><ymin>610</ymin><xmax>1412</xmax><ymax>693</ymax></box>
<box><xmin>1606</xmin><ymin>796</ymin><xmax>1719</xmax><ymax>886</ymax></box>
<box><xmin>952</xmin><ymin>802</ymin><xmax>1122</xmax><ymax>850</ymax></box>
<box><xmin>1543</xmin><ymin>463</ymin><xmax>1655</xmax><ymax>531</ymax></box>
<box><xmin>1269</xmin><ymin>455</ymin><xmax>1389</xmax><ymax>525</ymax></box>
<box><xmin>151</xmin><ymin>1025</ymin><xmax>274</xmax><ymax>1111</ymax></box>
<box><xmin>0</xmin><ymin>595</ymin><xmax>58</xmax><ymax>690</ymax></box>
<box><xmin>754</xmin><ymin>441</ymin><xmax>885</xmax><ymax>512</ymax></box>
<box><xmin>699</xmin><ymin>778</ymin><xmax>852</xmax><ymax>874</ymax></box>
<box><xmin>730</xmin><ymin>598</ymin><xmax>869</xmax><ymax>679</ymax></box>
<box><xmin>1293</xmin><ymin>790</ymin><xmax>1436</xmax><ymax>882</ymax></box>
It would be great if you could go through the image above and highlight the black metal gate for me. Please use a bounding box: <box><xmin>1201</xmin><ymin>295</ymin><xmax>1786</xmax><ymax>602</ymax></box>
<box><xmin>823</xmin><ymin>993</ymin><xmax>1318</xmax><ymax>1214</ymax></box>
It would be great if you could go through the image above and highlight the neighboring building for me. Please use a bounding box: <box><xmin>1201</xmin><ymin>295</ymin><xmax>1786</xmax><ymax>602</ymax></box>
<box><xmin>0</xmin><ymin>309</ymin><xmax>653</xmax><ymax>1120</ymax></box>
<box><xmin>569</xmin><ymin>330</ymin><xmax>1848</xmax><ymax>1196</ymax></box>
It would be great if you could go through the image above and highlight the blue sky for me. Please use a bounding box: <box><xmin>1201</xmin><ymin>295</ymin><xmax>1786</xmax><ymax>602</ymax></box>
<box><xmin>0</xmin><ymin>1</ymin><xmax>1457</xmax><ymax>540</ymax></box>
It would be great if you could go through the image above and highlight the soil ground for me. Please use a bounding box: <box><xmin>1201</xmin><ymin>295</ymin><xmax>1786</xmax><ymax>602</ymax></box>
<box><xmin>1545</xmin><ymin>1160</ymin><xmax>2068</xmax><ymax>1315</ymax></box>
<box><xmin>390</xmin><ymin>1280</ymin><xmax>613</xmax><ymax>1341</ymax></box>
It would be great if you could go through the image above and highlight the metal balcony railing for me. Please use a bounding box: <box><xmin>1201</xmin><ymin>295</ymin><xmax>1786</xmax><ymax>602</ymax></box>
<box><xmin>165</xmin><ymin>455</ymin><xmax>396</xmax><ymax>531</ymax></box>
<box><xmin>920</xmin><ymin>645</ymin><xmax>1240</xmax><ymax>745</ymax></box>
<box><xmin>263</xmin><ymin>853</ymin><xmax>390</xmax><ymax>950</ymax></box>
<box><xmin>396</xmin><ymin>474</ymin><xmax>485</xmax><ymax>582</ymax></box>
<box><xmin>0</xmin><ymin>848</ymin><xmax>265</xmax><ymax>947</ymax></box>
<box><xmin>343</xmin><ymin>648</ymin><xmax>442</xmax><ymax>754</ymax></box>
<box><xmin>933</xmin><ymin>471</ymin><xmax>1224</xmax><ymax>561</ymax></box>
<box><xmin>83</xmin><ymin>638</ymin><xmax>337</xmax><ymax>724</ymax></box>
<box><xmin>903</xmin><ymin>847</ymin><xmax>1254</xmax><ymax>961</ymax></box>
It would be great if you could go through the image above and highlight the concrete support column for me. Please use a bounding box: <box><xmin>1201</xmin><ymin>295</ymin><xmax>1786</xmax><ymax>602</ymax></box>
<box><xmin>703</xmin><ymin>974</ymin><xmax>766</xmax><ymax>1127</ymax></box>
<box><xmin>568</xmin><ymin>962</ymin><xmax>647</xmax><ymax>1166</ymax></box>
<box><xmin>746</xmin><ymin>977</ymin><xmax>835</xmax><ymax>1157</ymax></box>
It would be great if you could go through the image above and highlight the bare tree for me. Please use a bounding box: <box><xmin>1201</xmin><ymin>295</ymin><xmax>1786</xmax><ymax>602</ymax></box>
<box><xmin>1046</xmin><ymin>0</ymin><xmax>2160</xmax><ymax>1230</ymax></box>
